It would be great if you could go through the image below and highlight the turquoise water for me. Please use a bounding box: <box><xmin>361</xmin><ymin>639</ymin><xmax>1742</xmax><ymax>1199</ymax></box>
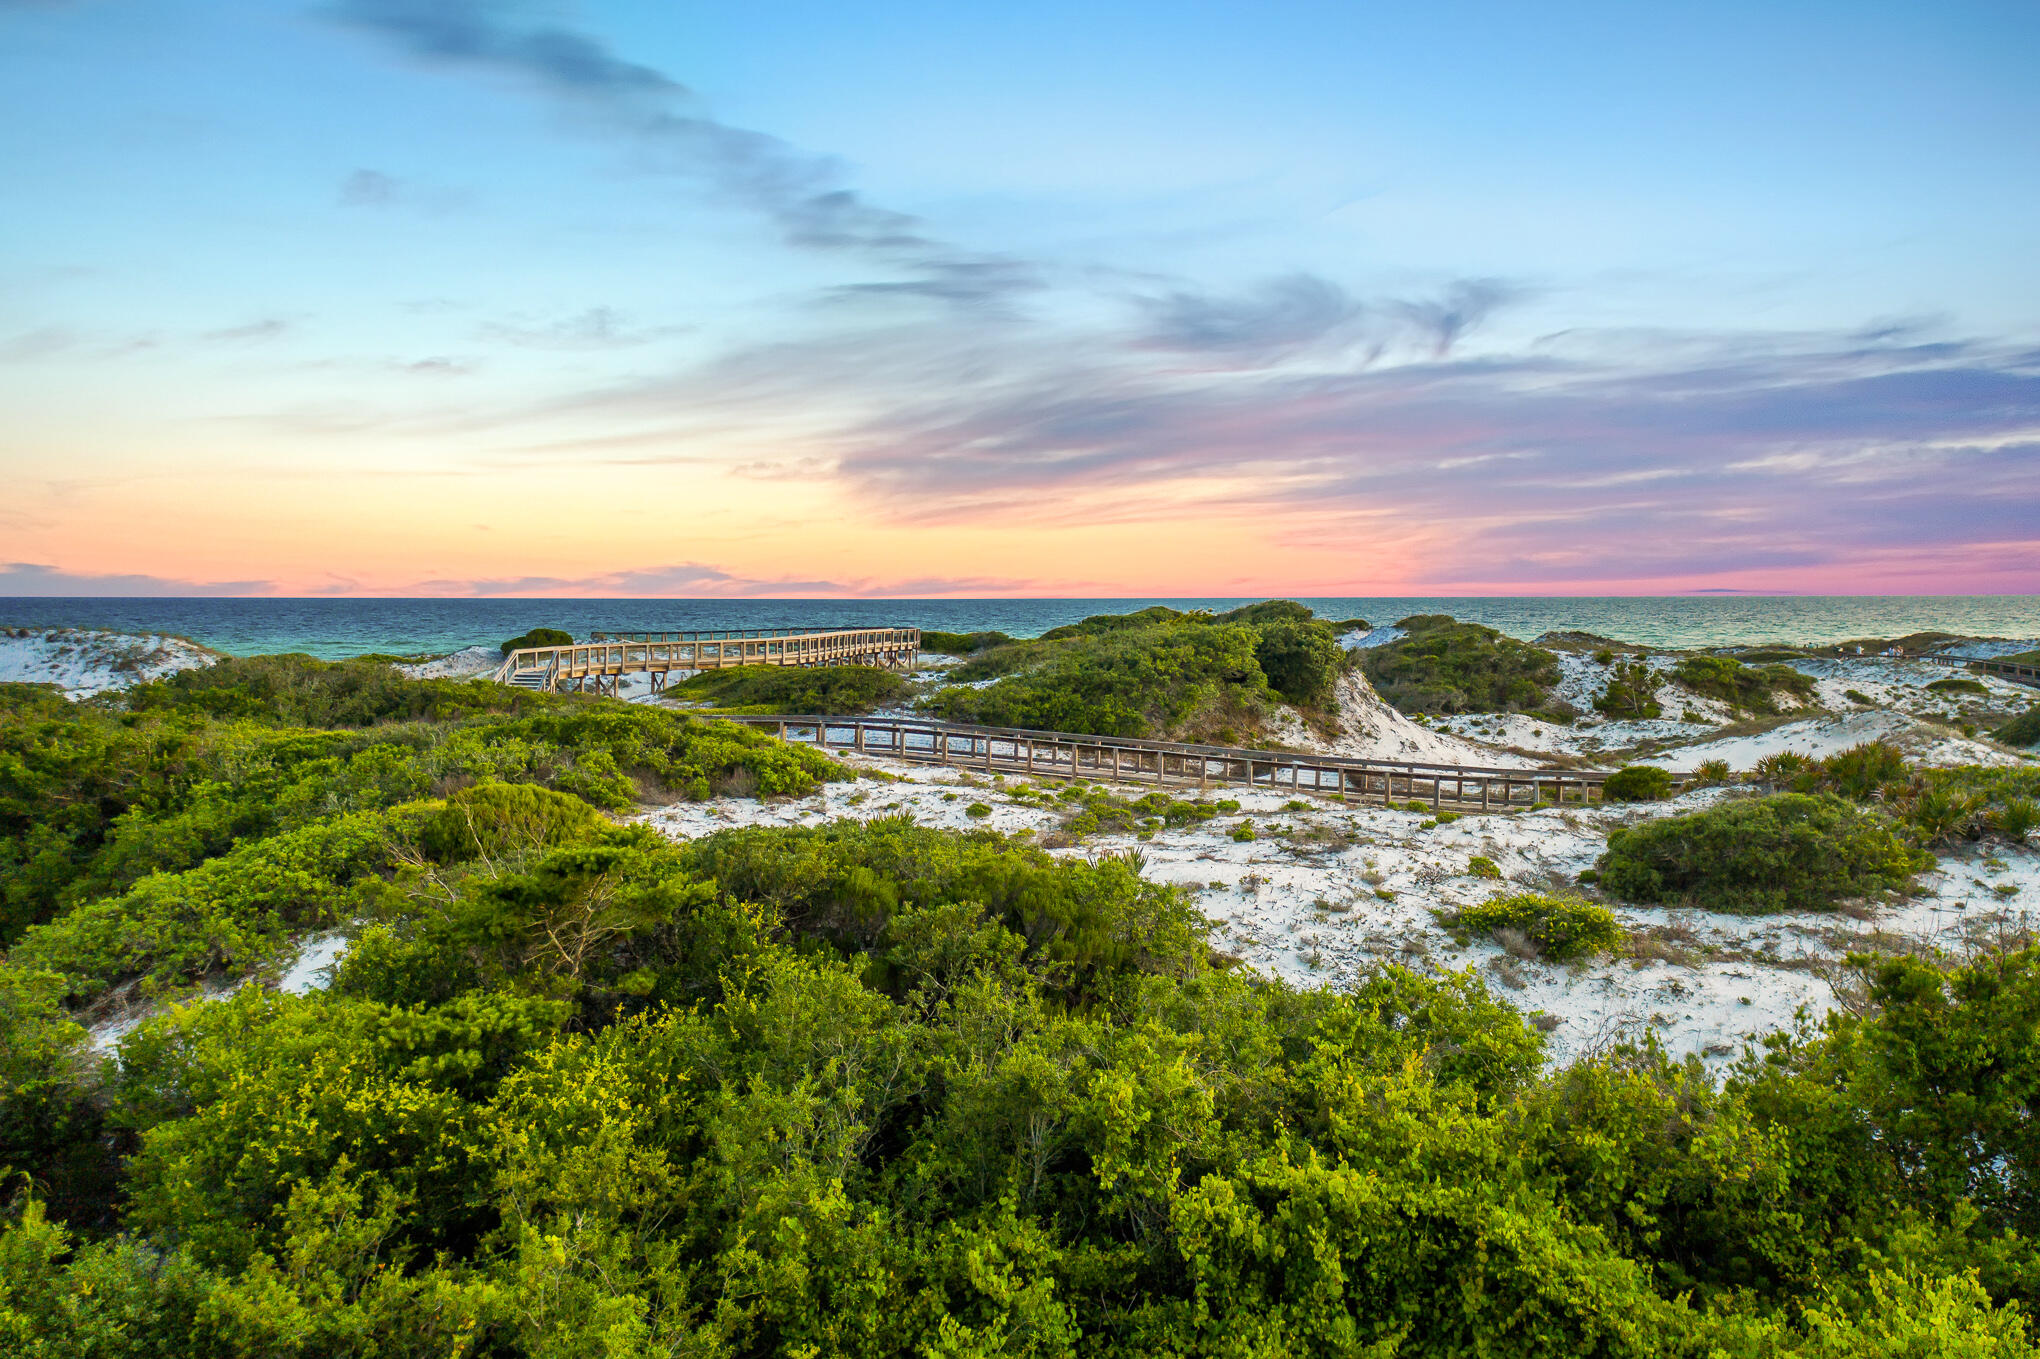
<box><xmin>3</xmin><ymin>596</ymin><xmax>2037</xmax><ymax>659</ymax></box>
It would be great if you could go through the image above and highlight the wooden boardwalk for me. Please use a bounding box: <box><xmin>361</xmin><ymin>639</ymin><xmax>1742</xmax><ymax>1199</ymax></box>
<box><xmin>493</xmin><ymin>627</ymin><xmax>920</xmax><ymax>694</ymax></box>
<box><xmin>1920</xmin><ymin>653</ymin><xmax>2040</xmax><ymax>690</ymax></box>
<box><xmin>731</xmin><ymin>713</ymin><xmax>1653</xmax><ymax>810</ymax></box>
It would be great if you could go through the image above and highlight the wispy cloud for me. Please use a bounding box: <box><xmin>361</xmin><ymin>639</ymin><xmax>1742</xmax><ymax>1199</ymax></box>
<box><xmin>480</xmin><ymin>306</ymin><xmax>685</xmax><ymax>350</ymax></box>
<box><xmin>338</xmin><ymin>167</ymin><xmax>471</xmax><ymax>212</ymax></box>
<box><xmin>326</xmin><ymin>0</ymin><xmax>1036</xmax><ymax>309</ymax></box>
<box><xmin>0</xmin><ymin>562</ymin><xmax>273</xmax><ymax>596</ymax></box>
<box><xmin>202</xmin><ymin>318</ymin><xmax>291</xmax><ymax>343</ymax></box>
<box><xmin>392</xmin><ymin>561</ymin><xmax>1043</xmax><ymax>598</ymax></box>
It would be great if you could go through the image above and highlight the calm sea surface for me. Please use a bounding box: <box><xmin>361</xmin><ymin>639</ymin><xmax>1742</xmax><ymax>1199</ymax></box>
<box><xmin>0</xmin><ymin>591</ymin><xmax>2023</xmax><ymax>657</ymax></box>
<box><xmin>3</xmin><ymin>596</ymin><xmax>2037</xmax><ymax>659</ymax></box>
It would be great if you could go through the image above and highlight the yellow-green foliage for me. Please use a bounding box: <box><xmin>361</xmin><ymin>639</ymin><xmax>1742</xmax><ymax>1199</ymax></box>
<box><xmin>1446</xmin><ymin>892</ymin><xmax>1623</xmax><ymax>959</ymax></box>
<box><xmin>9</xmin><ymin>667</ymin><xmax>2040</xmax><ymax>1355</ymax></box>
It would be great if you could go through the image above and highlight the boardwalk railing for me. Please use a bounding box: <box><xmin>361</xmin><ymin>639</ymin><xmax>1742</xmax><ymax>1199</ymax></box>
<box><xmin>729</xmin><ymin>713</ymin><xmax>1653</xmax><ymax>810</ymax></box>
<box><xmin>492</xmin><ymin>628</ymin><xmax>921</xmax><ymax>693</ymax></box>
<box><xmin>1920</xmin><ymin>654</ymin><xmax>2040</xmax><ymax>690</ymax></box>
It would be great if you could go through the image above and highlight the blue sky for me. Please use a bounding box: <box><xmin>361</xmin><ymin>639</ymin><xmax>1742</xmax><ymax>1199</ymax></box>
<box><xmin>2</xmin><ymin>0</ymin><xmax>2036</xmax><ymax>595</ymax></box>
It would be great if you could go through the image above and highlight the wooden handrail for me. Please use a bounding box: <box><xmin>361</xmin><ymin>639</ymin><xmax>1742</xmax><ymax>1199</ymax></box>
<box><xmin>720</xmin><ymin>713</ymin><xmax>1669</xmax><ymax>801</ymax></box>
<box><xmin>490</xmin><ymin>628</ymin><xmax>922</xmax><ymax>691</ymax></box>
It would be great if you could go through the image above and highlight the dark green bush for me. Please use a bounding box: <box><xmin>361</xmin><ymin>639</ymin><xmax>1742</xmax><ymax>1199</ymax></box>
<box><xmin>1671</xmin><ymin>656</ymin><xmax>1817</xmax><ymax>712</ymax></box>
<box><xmin>1445</xmin><ymin>892</ymin><xmax>1623</xmax><ymax>960</ymax></box>
<box><xmin>927</xmin><ymin>617</ymin><xmax>1271</xmax><ymax>739</ymax></box>
<box><xmin>1361</xmin><ymin>615</ymin><xmax>1560</xmax><ymax>714</ymax></box>
<box><xmin>1597</xmin><ymin>792</ymin><xmax>1933</xmax><ymax>912</ymax></box>
<box><xmin>1248</xmin><ymin>615</ymin><xmax>1343</xmax><ymax>705</ymax></box>
<box><xmin>932</xmin><ymin>603</ymin><xmax>1342</xmax><ymax>736</ymax></box>
<box><xmin>1995</xmin><ymin>709</ymin><xmax>2040</xmax><ymax>749</ymax></box>
<box><xmin>669</xmin><ymin>663</ymin><xmax>911</xmax><ymax>714</ymax></box>
<box><xmin>1594</xmin><ymin>660</ymin><xmax>1663</xmax><ymax>719</ymax></box>
<box><xmin>499</xmin><ymin>627</ymin><xmax>573</xmax><ymax>656</ymax></box>
<box><xmin>917</xmin><ymin>629</ymin><xmax>1017</xmax><ymax>656</ymax></box>
<box><xmin>1927</xmin><ymin>677</ymin><xmax>1990</xmax><ymax>697</ymax></box>
<box><xmin>1603</xmin><ymin>765</ymin><xmax>1673</xmax><ymax>802</ymax></box>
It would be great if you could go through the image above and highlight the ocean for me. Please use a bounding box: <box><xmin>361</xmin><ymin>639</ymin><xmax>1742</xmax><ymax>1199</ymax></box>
<box><xmin>4</xmin><ymin>596</ymin><xmax>2039</xmax><ymax>659</ymax></box>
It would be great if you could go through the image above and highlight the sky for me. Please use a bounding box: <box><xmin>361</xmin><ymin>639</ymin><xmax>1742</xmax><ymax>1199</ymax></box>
<box><xmin>2</xmin><ymin>0</ymin><xmax>2037</xmax><ymax>598</ymax></box>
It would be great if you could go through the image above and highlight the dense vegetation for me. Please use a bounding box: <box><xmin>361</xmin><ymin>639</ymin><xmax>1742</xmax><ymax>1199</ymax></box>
<box><xmin>924</xmin><ymin>602</ymin><xmax>1346</xmax><ymax>739</ymax></box>
<box><xmin>2000</xmin><ymin>708</ymin><xmax>2040</xmax><ymax>749</ymax></box>
<box><xmin>1756</xmin><ymin>741</ymin><xmax>2040</xmax><ymax>845</ymax></box>
<box><xmin>917</xmin><ymin>629</ymin><xmax>1017</xmax><ymax>656</ymax></box>
<box><xmin>499</xmin><ymin>627</ymin><xmax>572</xmax><ymax>656</ymax></box>
<box><xmin>1592</xmin><ymin>658</ymin><xmax>1663</xmax><ymax>719</ymax></box>
<box><xmin>1602</xmin><ymin>764</ymin><xmax>1673</xmax><ymax>801</ymax></box>
<box><xmin>0</xmin><ymin>659</ymin><xmax>839</xmax><ymax>965</ymax></box>
<box><xmin>1360</xmin><ymin>614</ymin><xmax>1560</xmax><ymax>715</ymax></box>
<box><xmin>1444</xmin><ymin>892</ymin><xmax>1623</xmax><ymax>960</ymax></box>
<box><xmin>9</xmin><ymin>671</ymin><xmax>2040</xmax><ymax>1353</ymax></box>
<box><xmin>1597</xmin><ymin>792</ymin><xmax>1934</xmax><ymax>912</ymax></box>
<box><xmin>1672</xmin><ymin>655</ymin><xmax>1817</xmax><ymax>712</ymax></box>
<box><xmin>669</xmin><ymin>664</ymin><xmax>912</xmax><ymax>714</ymax></box>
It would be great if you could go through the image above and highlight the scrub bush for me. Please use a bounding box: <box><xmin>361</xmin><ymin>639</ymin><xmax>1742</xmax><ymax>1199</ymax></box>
<box><xmin>1445</xmin><ymin>892</ymin><xmax>1623</xmax><ymax>960</ymax></box>
<box><xmin>1603</xmin><ymin>765</ymin><xmax>1674</xmax><ymax>802</ymax></box>
<box><xmin>1597</xmin><ymin>793</ymin><xmax>1932</xmax><ymax>912</ymax></box>
<box><xmin>1594</xmin><ymin>660</ymin><xmax>1663</xmax><ymax>719</ymax></box>
<box><xmin>500</xmin><ymin>627</ymin><xmax>573</xmax><ymax>656</ymax></box>
<box><xmin>1671</xmin><ymin>656</ymin><xmax>1817</xmax><ymax>712</ymax></box>
<box><xmin>1361</xmin><ymin>615</ymin><xmax>1560</xmax><ymax>714</ymax></box>
<box><xmin>669</xmin><ymin>663</ymin><xmax>911</xmax><ymax>714</ymax></box>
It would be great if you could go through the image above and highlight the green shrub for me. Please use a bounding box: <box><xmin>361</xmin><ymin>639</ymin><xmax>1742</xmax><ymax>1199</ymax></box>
<box><xmin>1603</xmin><ymin>765</ymin><xmax>1673</xmax><ymax>802</ymax></box>
<box><xmin>1249</xmin><ymin>615</ymin><xmax>1343</xmax><ymax>705</ymax></box>
<box><xmin>1361</xmin><ymin>615</ymin><xmax>1560</xmax><ymax>714</ymax></box>
<box><xmin>670</xmin><ymin>663</ymin><xmax>911</xmax><ymax>714</ymax></box>
<box><xmin>419</xmin><ymin>781</ymin><xmax>607</xmax><ymax>863</ymax></box>
<box><xmin>1996</xmin><ymin>709</ymin><xmax>2040</xmax><ymax>749</ymax></box>
<box><xmin>1994</xmin><ymin>797</ymin><xmax>2039</xmax><ymax>842</ymax></box>
<box><xmin>1446</xmin><ymin>892</ymin><xmax>1623</xmax><ymax>960</ymax></box>
<box><xmin>1593</xmin><ymin>660</ymin><xmax>1663</xmax><ymax>719</ymax></box>
<box><xmin>964</xmin><ymin>802</ymin><xmax>992</xmax><ymax>820</ymax></box>
<box><xmin>1927</xmin><ymin>676</ymin><xmax>1990</xmax><ymax>697</ymax></box>
<box><xmin>927</xmin><ymin>616</ymin><xmax>1272</xmax><ymax>739</ymax></box>
<box><xmin>929</xmin><ymin>602</ymin><xmax>1343</xmax><ymax>735</ymax></box>
<box><xmin>1597</xmin><ymin>792</ymin><xmax>1932</xmax><ymax>912</ymax></box>
<box><xmin>1230</xmin><ymin>821</ymin><xmax>1256</xmax><ymax>842</ymax></box>
<box><xmin>1694</xmin><ymin>759</ymin><xmax>1733</xmax><ymax>785</ymax></box>
<box><xmin>1845</xmin><ymin>688</ymin><xmax>1873</xmax><ymax>705</ymax></box>
<box><xmin>1671</xmin><ymin>656</ymin><xmax>1816</xmax><ymax>712</ymax></box>
<box><xmin>500</xmin><ymin>627</ymin><xmax>573</xmax><ymax>656</ymax></box>
<box><xmin>918</xmin><ymin>629</ymin><xmax>1017</xmax><ymax>656</ymax></box>
<box><xmin>18</xmin><ymin>653</ymin><xmax>2040</xmax><ymax>1352</ymax></box>
<box><xmin>1467</xmin><ymin>854</ymin><xmax>1502</xmax><ymax>879</ymax></box>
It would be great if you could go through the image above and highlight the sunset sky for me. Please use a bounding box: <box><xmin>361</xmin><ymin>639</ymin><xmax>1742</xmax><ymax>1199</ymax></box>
<box><xmin>3</xmin><ymin>0</ymin><xmax>2037</xmax><ymax>597</ymax></box>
